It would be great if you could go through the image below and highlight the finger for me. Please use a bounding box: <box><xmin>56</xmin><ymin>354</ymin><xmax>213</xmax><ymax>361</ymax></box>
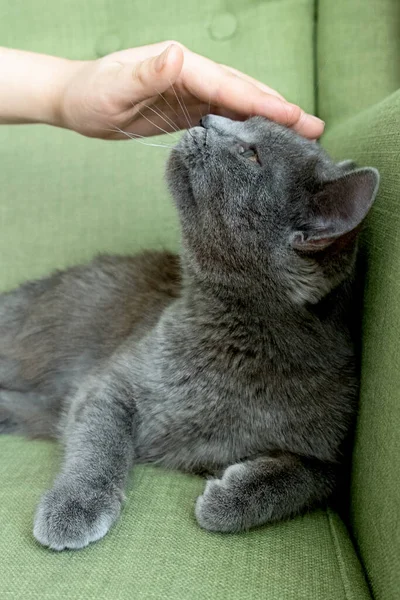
<box><xmin>220</xmin><ymin>65</ymin><xmax>286</xmax><ymax>101</ymax></box>
<box><xmin>212</xmin><ymin>94</ymin><xmax>324</xmax><ymax>139</ymax></box>
<box><xmin>106</xmin><ymin>40</ymin><xmax>183</xmax><ymax>65</ymax></box>
<box><xmin>111</xmin><ymin>44</ymin><xmax>185</xmax><ymax>109</ymax></box>
<box><xmin>209</xmin><ymin>77</ymin><xmax>325</xmax><ymax>139</ymax></box>
<box><xmin>181</xmin><ymin>53</ymin><xmax>324</xmax><ymax>139</ymax></box>
<box><xmin>207</xmin><ymin>74</ymin><xmax>324</xmax><ymax>139</ymax></box>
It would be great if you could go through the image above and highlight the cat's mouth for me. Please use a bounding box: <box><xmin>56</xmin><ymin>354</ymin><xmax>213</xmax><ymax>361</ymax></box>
<box><xmin>173</xmin><ymin>126</ymin><xmax>208</xmax><ymax>166</ymax></box>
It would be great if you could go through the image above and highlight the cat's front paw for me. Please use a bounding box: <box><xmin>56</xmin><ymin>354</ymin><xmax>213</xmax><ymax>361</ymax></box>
<box><xmin>33</xmin><ymin>482</ymin><xmax>123</xmax><ymax>550</ymax></box>
<box><xmin>195</xmin><ymin>463</ymin><xmax>250</xmax><ymax>533</ymax></box>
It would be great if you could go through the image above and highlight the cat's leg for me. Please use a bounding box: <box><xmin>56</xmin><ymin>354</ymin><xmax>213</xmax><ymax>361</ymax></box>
<box><xmin>195</xmin><ymin>453</ymin><xmax>337</xmax><ymax>532</ymax></box>
<box><xmin>33</xmin><ymin>374</ymin><xmax>136</xmax><ymax>550</ymax></box>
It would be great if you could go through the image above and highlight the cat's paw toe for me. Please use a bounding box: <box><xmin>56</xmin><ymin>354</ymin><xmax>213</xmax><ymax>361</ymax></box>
<box><xmin>195</xmin><ymin>464</ymin><xmax>248</xmax><ymax>533</ymax></box>
<box><xmin>33</xmin><ymin>485</ymin><xmax>122</xmax><ymax>551</ymax></box>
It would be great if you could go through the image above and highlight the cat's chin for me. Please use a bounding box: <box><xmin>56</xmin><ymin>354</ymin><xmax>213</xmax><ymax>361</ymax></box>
<box><xmin>166</xmin><ymin>149</ymin><xmax>197</xmax><ymax>211</ymax></box>
<box><xmin>166</xmin><ymin>146</ymin><xmax>189</xmax><ymax>184</ymax></box>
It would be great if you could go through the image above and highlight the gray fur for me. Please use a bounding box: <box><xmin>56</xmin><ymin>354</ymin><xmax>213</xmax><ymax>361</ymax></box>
<box><xmin>0</xmin><ymin>116</ymin><xmax>379</xmax><ymax>549</ymax></box>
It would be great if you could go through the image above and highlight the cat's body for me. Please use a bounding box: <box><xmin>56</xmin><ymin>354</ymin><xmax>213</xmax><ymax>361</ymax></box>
<box><xmin>1</xmin><ymin>250</ymin><xmax>354</xmax><ymax>467</ymax></box>
<box><xmin>0</xmin><ymin>116</ymin><xmax>379</xmax><ymax>549</ymax></box>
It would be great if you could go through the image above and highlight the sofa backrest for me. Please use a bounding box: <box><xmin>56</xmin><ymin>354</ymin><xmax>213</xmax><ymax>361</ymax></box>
<box><xmin>317</xmin><ymin>0</ymin><xmax>400</xmax><ymax>127</ymax></box>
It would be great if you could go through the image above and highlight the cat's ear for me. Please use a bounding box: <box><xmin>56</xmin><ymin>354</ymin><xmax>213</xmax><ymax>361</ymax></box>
<box><xmin>292</xmin><ymin>167</ymin><xmax>380</xmax><ymax>253</ymax></box>
<box><xmin>336</xmin><ymin>159</ymin><xmax>357</xmax><ymax>172</ymax></box>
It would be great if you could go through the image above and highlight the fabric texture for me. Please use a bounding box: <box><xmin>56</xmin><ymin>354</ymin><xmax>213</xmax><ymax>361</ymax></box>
<box><xmin>322</xmin><ymin>90</ymin><xmax>400</xmax><ymax>600</ymax></box>
<box><xmin>317</xmin><ymin>0</ymin><xmax>400</xmax><ymax>127</ymax></box>
<box><xmin>0</xmin><ymin>437</ymin><xmax>371</xmax><ymax>600</ymax></box>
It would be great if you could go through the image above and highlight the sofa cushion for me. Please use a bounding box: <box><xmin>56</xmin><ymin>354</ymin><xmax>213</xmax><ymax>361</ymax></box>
<box><xmin>0</xmin><ymin>436</ymin><xmax>371</xmax><ymax>600</ymax></box>
<box><xmin>322</xmin><ymin>89</ymin><xmax>400</xmax><ymax>600</ymax></box>
<box><xmin>317</xmin><ymin>0</ymin><xmax>400</xmax><ymax>127</ymax></box>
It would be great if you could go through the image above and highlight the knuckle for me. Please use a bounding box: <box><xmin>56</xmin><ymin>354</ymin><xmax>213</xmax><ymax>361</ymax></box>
<box><xmin>284</xmin><ymin>103</ymin><xmax>303</xmax><ymax>126</ymax></box>
<box><xmin>133</xmin><ymin>62</ymin><xmax>148</xmax><ymax>88</ymax></box>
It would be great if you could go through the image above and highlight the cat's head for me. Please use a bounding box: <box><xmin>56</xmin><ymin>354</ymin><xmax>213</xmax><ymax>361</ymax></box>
<box><xmin>166</xmin><ymin>116</ymin><xmax>379</xmax><ymax>305</ymax></box>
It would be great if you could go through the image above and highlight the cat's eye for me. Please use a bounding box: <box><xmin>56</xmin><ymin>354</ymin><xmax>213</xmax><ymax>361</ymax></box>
<box><xmin>238</xmin><ymin>146</ymin><xmax>260</xmax><ymax>164</ymax></box>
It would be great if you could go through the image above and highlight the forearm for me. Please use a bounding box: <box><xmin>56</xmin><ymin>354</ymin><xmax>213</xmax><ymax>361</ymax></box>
<box><xmin>0</xmin><ymin>47</ymin><xmax>79</xmax><ymax>126</ymax></box>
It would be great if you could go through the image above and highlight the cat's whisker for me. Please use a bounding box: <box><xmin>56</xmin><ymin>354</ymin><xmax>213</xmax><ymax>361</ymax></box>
<box><xmin>155</xmin><ymin>89</ymin><xmax>199</xmax><ymax>136</ymax></box>
<box><xmin>132</xmin><ymin>105</ymin><xmax>179</xmax><ymax>140</ymax></box>
<box><xmin>168</xmin><ymin>80</ymin><xmax>194</xmax><ymax>137</ymax></box>
<box><xmin>178</xmin><ymin>90</ymin><xmax>194</xmax><ymax>131</ymax></box>
<box><xmin>155</xmin><ymin>89</ymin><xmax>182</xmax><ymax>123</ymax></box>
<box><xmin>107</xmin><ymin>126</ymin><xmax>176</xmax><ymax>149</ymax></box>
<box><xmin>144</xmin><ymin>102</ymin><xmax>180</xmax><ymax>133</ymax></box>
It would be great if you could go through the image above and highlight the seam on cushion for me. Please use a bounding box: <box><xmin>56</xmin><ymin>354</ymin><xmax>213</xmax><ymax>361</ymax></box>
<box><xmin>327</xmin><ymin>508</ymin><xmax>357</xmax><ymax>600</ymax></box>
<box><xmin>313</xmin><ymin>0</ymin><xmax>319</xmax><ymax>117</ymax></box>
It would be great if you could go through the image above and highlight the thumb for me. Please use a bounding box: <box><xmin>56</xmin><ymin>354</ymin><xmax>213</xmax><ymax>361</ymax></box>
<box><xmin>113</xmin><ymin>44</ymin><xmax>184</xmax><ymax>107</ymax></box>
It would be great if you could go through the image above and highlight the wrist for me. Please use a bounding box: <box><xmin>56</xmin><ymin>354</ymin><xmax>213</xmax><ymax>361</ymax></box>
<box><xmin>42</xmin><ymin>58</ymin><xmax>86</xmax><ymax>129</ymax></box>
<box><xmin>0</xmin><ymin>48</ymin><xmax>86</xmax><ymax>128</ymax></box>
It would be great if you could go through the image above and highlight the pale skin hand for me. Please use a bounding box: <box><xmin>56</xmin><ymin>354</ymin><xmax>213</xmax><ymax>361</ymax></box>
<box><xmin>0</xmin><ymin>43</ymin><xmax>324</xmax><ymax>140</ymax></box>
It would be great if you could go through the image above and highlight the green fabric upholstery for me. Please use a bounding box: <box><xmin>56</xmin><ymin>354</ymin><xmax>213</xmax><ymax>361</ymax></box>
<box><xmin>322</xmin><ymin>90</ymin><xmax>400</xmax><ymax>600</ymax></box>
<box><xmin>317</xmin><ymin>0</ymin><xmax>400</xmax><ymax>127</ymax></box>
<box><xmin>0</xmin><ymin>0</ymin><xmax>399</xmax><ymax>598</ymax></box>
<box><xmin>0</xmin><ymin>437</ymin><xmax>371</xmax><ymax>600</ymax></box>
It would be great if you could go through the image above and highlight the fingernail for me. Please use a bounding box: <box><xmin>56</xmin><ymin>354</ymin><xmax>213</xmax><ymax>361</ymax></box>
<box><xmin>155</xmin><ymin>45</ymin><xmax>172</xmax><ymax>72</ymax></box>
<box><xmin>306</xmin><ymin>114</ymin><xmax>325</xmax><ymax>127</ymax></box>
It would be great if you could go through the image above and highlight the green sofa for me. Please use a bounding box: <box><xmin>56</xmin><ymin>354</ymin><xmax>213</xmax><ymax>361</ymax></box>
<box><xmin>0</xmin><ymin>1</ymin><xmax>399</xmax><ymax>598</ymax></box>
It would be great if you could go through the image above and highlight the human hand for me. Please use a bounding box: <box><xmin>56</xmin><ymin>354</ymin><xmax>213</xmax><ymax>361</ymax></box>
<box><xmin>57</xmin><ymin>41</ymin><xmax>324</xmax><ymax>140</ymax></box>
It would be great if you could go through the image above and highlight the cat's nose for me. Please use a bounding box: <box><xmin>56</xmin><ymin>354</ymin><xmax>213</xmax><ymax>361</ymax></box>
<box><xmin>199</xmin><ymin>115</ymin><xmax>210</xmax><ymax>128</ymax></box>
<box><xmin>199</xmin><ymin>115</ymin><xmax>234</xmax><ymax>131</ymax></box>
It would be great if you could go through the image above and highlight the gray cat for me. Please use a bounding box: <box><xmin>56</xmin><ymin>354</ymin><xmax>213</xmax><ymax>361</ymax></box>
<box><xmin>0</xmin><ymin>116</ymin><xmax>379</xmax><ymax>550</ymax></box>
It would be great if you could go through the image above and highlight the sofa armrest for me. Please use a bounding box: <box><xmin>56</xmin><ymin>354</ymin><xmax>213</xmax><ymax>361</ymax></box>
<box><xmin>322</xmin><ymin>89</ymin><xmax>400</xmax><ymax>600</ymax></box>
